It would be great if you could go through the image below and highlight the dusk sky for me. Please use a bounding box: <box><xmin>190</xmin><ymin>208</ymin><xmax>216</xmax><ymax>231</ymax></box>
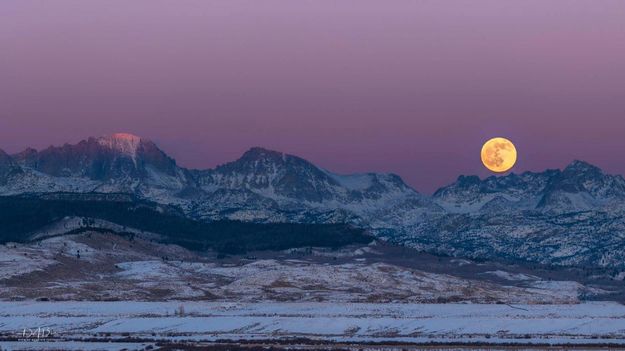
<box><xmin>2</xmin><ymin>0</ymin><xmax>625</xmax><ymax>193</ymax></box>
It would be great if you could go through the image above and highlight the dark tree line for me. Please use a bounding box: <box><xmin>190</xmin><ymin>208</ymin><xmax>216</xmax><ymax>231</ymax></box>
<box><xmin>0</xmin><ymin>195</ymin><xmax>372</xmax><ymax>254</ymax></box>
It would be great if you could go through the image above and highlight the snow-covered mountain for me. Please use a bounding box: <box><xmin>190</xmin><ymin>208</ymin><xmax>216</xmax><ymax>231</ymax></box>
<box><xmin>433</xmin><ymin>160</ymin><xmax>625</xmax><ymax>214</ymax></box>
<box><xmin>0</xmin><ymin>134</ymin><xmax>437</xmax><ymax>224</ymax></box>
<box><xmin>2</xmin><ymin>134</ymin><xmax>625</xmax><ymax>269</ymax></box>
<box><xmin>8</xmin><ymin>133</ymin><xmax>193</xmax><ymax>195</ymax></box>
<box><xmin>400</xmin><ymin>160</ymin><xmax>625</xmax><ymax>269</ymax></box>
<box><xmin>190</xmin><ymin>146</ymin><xmax>440</xmax><ymax>223</ymax></box>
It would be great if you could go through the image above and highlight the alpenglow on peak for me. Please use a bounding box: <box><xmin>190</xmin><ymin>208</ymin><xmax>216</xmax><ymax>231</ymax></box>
<box><xmin>97</xmin><ymin>133</ymin><xmax>143</xmax><ymax>157</ymax></box>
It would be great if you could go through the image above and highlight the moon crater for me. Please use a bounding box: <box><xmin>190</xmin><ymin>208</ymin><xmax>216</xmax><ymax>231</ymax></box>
<box><xmin>481</xmin><ymin>137</ymin><xmax>517</xmax><ymax>173</ymax></box>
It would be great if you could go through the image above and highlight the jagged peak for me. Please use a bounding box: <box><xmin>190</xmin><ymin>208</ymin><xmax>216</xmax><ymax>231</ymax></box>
<box><xmin>12</xmin><ymin>147</ymin><xmax>37</xmax><ymax>159</ymax></box>
<box><xmin>241</xmin><ymin>147</ymin><xmax>285</xmax><ymax>159</ymax></box>
<box><xmin>564</xmin><ymin>160</ymin><xmax>602</xmax><ymax>173</ymax></box>
<box><xmin>456</xmin><ymin>175</ymin><xmax>481</xmax><ymax>185</ymax></box>
<box><xmin>98</xmin><ymin>132</ymin><xmax>143</xmax><ymax>143</ymax></box>
<box><xmin>0</xmin><ymin>148</ymin><xmax>18</xmax><ymax>167</ymax></box>
<box><xmin>231</xmin><ymin>147</ymin><xmax>296</xmax><ymax>167</ymax></box>
<box><xmin>97</xmin><ymin>133</ymin><xmax>145</xmax><ymax>157</ymax></box>
<box><xmin>111</xmin><ymin>132</ymin><xmax>142</xmax><ymax>140</ymax></box>
<box><xmin>16</xmin><ymin>147</ymin><xmax>37</xmax><ymax>154</ymax></box>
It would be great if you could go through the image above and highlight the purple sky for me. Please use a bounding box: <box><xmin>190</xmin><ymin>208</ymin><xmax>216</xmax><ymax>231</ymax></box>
<box><xmin>2</xmin><ymin>1</ymin><xmax>625</xmax><ymax>193</ymax></box>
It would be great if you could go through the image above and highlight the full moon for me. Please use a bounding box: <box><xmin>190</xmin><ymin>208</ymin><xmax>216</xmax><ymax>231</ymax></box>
<box><xmin>481</xmin><ymin>137</ymin><xmax>517</xmax><ymax>173</ymax></box>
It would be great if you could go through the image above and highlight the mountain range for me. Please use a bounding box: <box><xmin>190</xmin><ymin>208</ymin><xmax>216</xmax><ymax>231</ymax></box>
<box><xmin>1</xmin><ymin>133</ymin><xmax>625</xmax><ymax>269</ymax></box>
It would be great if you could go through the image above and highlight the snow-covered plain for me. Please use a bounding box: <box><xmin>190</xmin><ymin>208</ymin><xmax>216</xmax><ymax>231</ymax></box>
<box><xmin>0</xmin><ymin>301</ymin><xmax>624</xmax><ymax>346</ymax></box>
<box><xmin>2</xmin><ymin>233</ymin><xmax>625</xmax><ymax>349</ymax></box>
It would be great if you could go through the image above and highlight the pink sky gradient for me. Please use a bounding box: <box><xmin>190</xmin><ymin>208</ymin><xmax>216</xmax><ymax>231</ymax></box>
<box><xmin>2</xmin><ymin>0</ymin><xmax>625</xmax><ymax>193</ymax></box>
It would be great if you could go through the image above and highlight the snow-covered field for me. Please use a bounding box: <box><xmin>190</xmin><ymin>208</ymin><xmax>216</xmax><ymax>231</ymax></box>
<box><xmin>0</xmin><ymin>301</ymin><xmax>624</xmax><ymax>348</ymax></box>
<box><xmin>2</xmin><ymin>232</ymin><xmax>625</xmax><ymax>349</ymax></box>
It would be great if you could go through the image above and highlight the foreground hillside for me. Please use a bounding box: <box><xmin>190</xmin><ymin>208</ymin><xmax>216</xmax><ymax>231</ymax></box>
<box><xmin>1</xmin><ymin>231</ymin><xmax>621</xmax><ymax>303</ymax></box>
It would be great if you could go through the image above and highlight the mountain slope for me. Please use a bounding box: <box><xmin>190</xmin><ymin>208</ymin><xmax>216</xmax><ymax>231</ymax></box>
<box><xmin>0</xmin><ymin>149</ymin><xmax>22</xmax><ymax>185</ymax></box>
<box><xmin>418</xmin><ymin>161</ymin><xmax>625</xmax><ymax>268</ymax></box>
<box><xmin>191</xmin><ymin>147</ymin><xmax>440</xmax><ymax>223</ymax></box>
<box><xmin>0</xmin><ymin>194</ymin><xmax>372</xmax><ymax>253</ymax></box>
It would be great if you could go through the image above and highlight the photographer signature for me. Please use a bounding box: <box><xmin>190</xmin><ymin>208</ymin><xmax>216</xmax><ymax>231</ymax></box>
<box><xmin>18</xmin><ymin>327</ymin><xmax>53</xmax><ymax>341</ymax></box>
